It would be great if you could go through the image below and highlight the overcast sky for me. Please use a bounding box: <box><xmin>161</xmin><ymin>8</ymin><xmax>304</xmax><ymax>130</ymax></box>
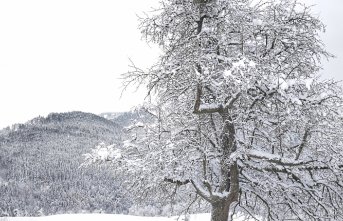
<box><xmin>0</xmin><ymin>0</ymin><xmax>342</xmax><ymax>129</ymax></box>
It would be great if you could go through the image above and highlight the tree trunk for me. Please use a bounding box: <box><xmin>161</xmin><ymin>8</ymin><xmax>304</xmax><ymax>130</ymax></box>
<box><xmin>210</xmin><ymin>162</ymin><xmax>239</xmax><ymax>221</ymax></box>
<box><xmin>210</xmin><ymin>201</ymin><xmax>230</xmax><ymax>221</ymax></box>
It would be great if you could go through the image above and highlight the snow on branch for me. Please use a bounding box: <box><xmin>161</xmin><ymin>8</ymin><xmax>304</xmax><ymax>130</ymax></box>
<box><xmin>190</xmin><ymin>179</ymin><xmax>212</xmax><ymax>202</ymax></box>
<box><xmin>246</xmin><ymin>150</ymin><xmax>313</xmax><ymax>167</ymax></box>
<box><xmin>193</xmin><ymin>84</ymin><xmax>223</xmax><ymax>114</ymax></box>
<box><xmin>164</xmin><ymin>178</ymin><xmax>190</xmax><ymax>186</ymax></box>
<box><xmin>198</xmin><ymin>103</ymin><xmax>223</xmax><ymax>113</ymax></box>
<box><xmin>193</xmin><ymin>82</ymin><xmax>241</xmax><ymax>115</ymax></box>
<box><xmin>224</xmin><ymin>92</ymin><xmax>241</xmax><ymax>109</ymax></box>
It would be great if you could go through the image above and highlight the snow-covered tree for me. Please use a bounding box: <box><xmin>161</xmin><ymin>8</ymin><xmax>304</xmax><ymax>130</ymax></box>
<box><xmin>88</xmin><ymin>0</ymin><xmax>343</xmax><ymax>220</ymax></box>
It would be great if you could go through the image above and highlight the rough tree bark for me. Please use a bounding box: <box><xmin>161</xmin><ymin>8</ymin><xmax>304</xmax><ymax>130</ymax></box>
<box><xmin>194</xmin><ymin>83</ymin><xmax>240</xmax><ymax>221</ymax></box>
<box><xmin>192</xmin><ymin>2</ymin><xmax>240</xmax><ymax>219</ymax></box>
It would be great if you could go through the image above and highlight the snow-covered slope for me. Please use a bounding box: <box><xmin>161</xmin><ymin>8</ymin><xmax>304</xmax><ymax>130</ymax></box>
<box><xmin>0</xmin><ymin>112</ymin><xmax>128</xmax><ymax>215</ymax></box>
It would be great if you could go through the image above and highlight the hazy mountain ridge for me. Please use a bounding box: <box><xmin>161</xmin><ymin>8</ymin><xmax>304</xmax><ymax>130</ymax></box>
<box><xmin>0</xmin><ymin>111</ymin><xmax>131</xmax><ymax>216</ymax></box>
<box><xmin>99</xmin><ymin>112</ymin><xmax>126</xmax><ymax>121</ymax></box>
<box><xmin>99</xmin><ymin>111</ymin><xmax>144</xmax><ymax>128</ymax></box>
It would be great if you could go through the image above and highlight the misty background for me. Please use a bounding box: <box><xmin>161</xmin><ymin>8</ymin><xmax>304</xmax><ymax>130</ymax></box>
<box><xmin>0</xmin><ymin>0</ymin><xmax>342</xmax><ymax>129</ymax></box>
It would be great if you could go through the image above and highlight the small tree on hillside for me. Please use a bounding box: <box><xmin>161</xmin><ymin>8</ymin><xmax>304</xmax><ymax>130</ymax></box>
<box><xmin>88</xmin><ymin>0</ymin><xmax>343</xmax><ymax>220</ymax></box>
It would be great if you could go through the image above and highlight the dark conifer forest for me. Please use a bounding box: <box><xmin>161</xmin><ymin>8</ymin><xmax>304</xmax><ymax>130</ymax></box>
<box><xmin>0</xmin><ymin>112</ymin><xmax>131</xmax><ymax>216</ymax></box>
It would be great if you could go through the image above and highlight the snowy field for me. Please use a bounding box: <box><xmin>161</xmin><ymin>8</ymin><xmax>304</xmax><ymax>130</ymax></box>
<box><xmin>0</xmin><ymin>214</ymin><xmax>210</xmax><ymax>221</ymax></box>
<box><xmin>0</xmin><ymin>213</ymin><xmax>251</xmax><ymax>221</ymax></box>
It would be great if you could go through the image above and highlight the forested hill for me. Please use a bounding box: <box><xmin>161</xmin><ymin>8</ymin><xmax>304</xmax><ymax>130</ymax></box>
<box><xmin>0</xmin><ymin>111</ymin><xmax>130</xmax><ymax>217</ymax></box>
<box><xmin>1</xmin><ymin>111</ymin><xmax>120</xmax><ymax>142</ymax></box>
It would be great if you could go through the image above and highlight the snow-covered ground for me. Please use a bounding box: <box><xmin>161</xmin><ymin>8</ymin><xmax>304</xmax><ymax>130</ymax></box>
<box><xmin>0</xmin><ymin>214</ymin><xmax>209</xmax><ymax>221</ymax></box>
<box><xmin>0</xmin><ymin>213</ymin><xmax>251</xmax><ymax>221</ymax></box>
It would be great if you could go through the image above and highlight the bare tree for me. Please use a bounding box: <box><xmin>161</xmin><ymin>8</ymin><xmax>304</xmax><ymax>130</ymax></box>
<box><xmin>88</xmin><ymin>0</ymin><xmax>343</xmax><ymax>220</ymax></box>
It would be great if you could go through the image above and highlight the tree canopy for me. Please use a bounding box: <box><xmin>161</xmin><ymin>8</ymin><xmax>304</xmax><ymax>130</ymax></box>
<box><xmin>89</xmin><ymin>0</ymin><xmax>343</xmax><ymax>220</ymax></box>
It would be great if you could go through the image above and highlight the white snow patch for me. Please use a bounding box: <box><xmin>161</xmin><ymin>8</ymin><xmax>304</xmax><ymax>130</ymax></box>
<box><xmin>304</xmin><ymin>78</ymin><xmax>313</xmax><ymax>90</ymax></box>
<box><xmin>224</xmin><ymin>69</ymin><xmax>232</xmax><ymax>77</ymax></box>
<box><xmin>252</xmin><ymin>19</ymin><xmax>263</xmax><ymax>26</ymax></box>
<box><xmin>3</xmin><ymin>214</ymin><xmax>208</xmax><ymax>221</ymax></box>
<box><xmin>3</xmin><ymin>213</ymin><xmax>253</xmax><ymax>221</ymax></box>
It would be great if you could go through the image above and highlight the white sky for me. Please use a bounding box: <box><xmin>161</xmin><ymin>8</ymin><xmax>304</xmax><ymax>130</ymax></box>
<box><xmin>0</xmin><ymin>0</ymin><xmax>342</xmax><ymax>129</ymax></box>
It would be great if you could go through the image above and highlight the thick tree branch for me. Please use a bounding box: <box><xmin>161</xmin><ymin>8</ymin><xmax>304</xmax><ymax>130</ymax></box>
<box><xmin>190</xmin><ymin>179</ymin><xmax>212</xmax><ymax>202</ymax></box>
<box><xmin>224</xmin><ymin>92</ymin><xmax>241</xmax><ymax>110</ymax></box>
<box><xmin>164</xmin><ymin>178</ymin><xmax>190</xmax><ymax>186</ymax></box>
<box><xmin>193</xmin><ymin>83</ymin><xmax>223</xmax><ymax>114</ymax></box>
<box><xmin>295</xmin><ymin>128</ymin><xmax>311</xmax><ymax>160</ymax></box>
<box><xmin>246</xmin><ymin>150</ymin><xmax>314</xmax><ymax>167</ymax></box>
